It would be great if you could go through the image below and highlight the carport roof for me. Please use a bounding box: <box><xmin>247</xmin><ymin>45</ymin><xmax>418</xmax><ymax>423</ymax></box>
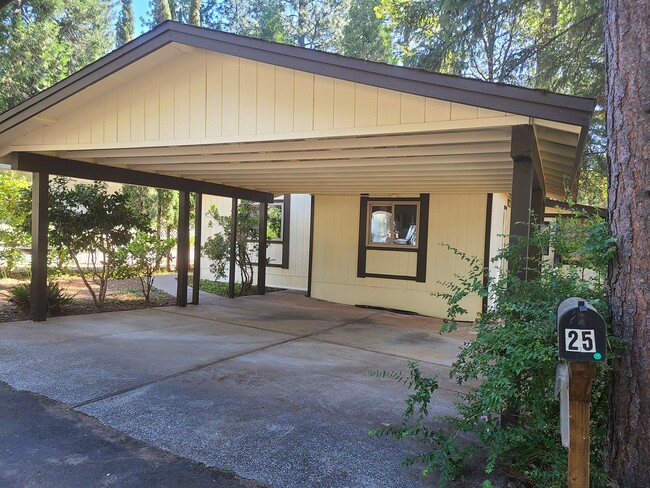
<box><xmin>0</xmin><ymin>21</ymin><xmax>595</xmax><ymax>198</ymax></box>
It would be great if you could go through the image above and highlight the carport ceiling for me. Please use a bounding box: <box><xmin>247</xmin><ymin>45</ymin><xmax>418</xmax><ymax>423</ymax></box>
<box><xmin>0</xmin><ymin>21</ymin><xmax>592</xmax><ymax>198</ymax></box>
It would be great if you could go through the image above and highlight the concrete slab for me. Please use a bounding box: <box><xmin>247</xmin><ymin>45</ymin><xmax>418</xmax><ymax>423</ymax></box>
<box><xmin>0</xmin><ymin>313</ymin><xmax>292</xmax><ymax>406</ymax></box>
<box><xmin>0</xmin><ymin>292</ymin><xmax>487</xmax><ymax>487</ymax></box>
<box><xmin>79</xmin><ymin>339</ymin><xmax>459</xmax><ymax>488</ymax></box>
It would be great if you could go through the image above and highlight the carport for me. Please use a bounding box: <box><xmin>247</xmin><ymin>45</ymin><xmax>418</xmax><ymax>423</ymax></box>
<box><xmin>0</xmin><ymin>21</ymin><xmax>595</xmax><ymax>321</ymax></box>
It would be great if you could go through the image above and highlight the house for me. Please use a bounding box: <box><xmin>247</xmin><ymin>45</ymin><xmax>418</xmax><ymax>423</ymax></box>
<box><xmin>0</xmin><ymin>21</ymin><xmax>595</xmax><ymax>321</ymax></box>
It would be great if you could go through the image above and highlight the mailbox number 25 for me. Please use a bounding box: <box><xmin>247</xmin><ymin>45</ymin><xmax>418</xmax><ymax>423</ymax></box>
<box><xmin>565</xmin><ymin>329</ymin><xmax>595</xmax><ymax>353</ymax></box>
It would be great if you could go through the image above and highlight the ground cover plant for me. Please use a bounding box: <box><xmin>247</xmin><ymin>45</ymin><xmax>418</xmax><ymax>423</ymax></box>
<box><xmin>371</xmin><ymin>211</ymin><xmax>619</xmax><ymax>487</ymax></box>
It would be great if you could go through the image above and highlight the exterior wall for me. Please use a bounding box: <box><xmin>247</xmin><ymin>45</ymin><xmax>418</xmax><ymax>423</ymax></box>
<box><xmin>198</xmin><ymin>194</ymin><xmax>310</xmax><ymax>291</ymax></box>
<box><xmin>311</xmin><ymin>194</ymin><xmax>488</xmax><ymax>320</ymax></box>
<box><xmin>14</xmin><ymin>48</ymin><xmax>512</xmax><ymax>150</ymax></box>
<box><xmin>487</xmin><ymin>193</ymin><xmax>511</xmax><ymax>309</ymax></box>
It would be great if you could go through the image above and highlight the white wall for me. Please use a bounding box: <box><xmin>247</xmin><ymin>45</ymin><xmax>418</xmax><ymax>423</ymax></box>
<box><xmin>487</xmin><ymin>193</ymin><xmax>511</xmax><ymax>309</ymax></box>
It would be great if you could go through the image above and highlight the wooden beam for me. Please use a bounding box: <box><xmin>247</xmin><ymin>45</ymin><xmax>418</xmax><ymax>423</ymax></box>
<box><xmin>511</xmin><ymin>125</ymin><xmax>545</xmax><ymax>194</ymax></box>
<box><xmin>176</xmin><ymin>190</ymin><xmax>190</xmax><ymax>307</ymax></box>
<box><xmin>192</xmin><ymin>193</ymin><xmax>202</xmax><ymax>305</ymax></box>
<box><xmin>61</xmin><ymin>130</ymin><xmax>512</xmax><ymax>159</ymax></box>
<box><xmin>257</xmin><ymin>202</ymin><xmax>267</xmax><ymax>295</ymax></box>
<box><xmin>228</xmin><ymin>198</ymin><xmax>238</xmax><ymax>299</ymax></box>
<box><xmin>30</xmin><ymin>171</ymin><xmax>48</xmax><ymax>322</ymax></box>
<box><xmin>103</xmin><ymin>142</ymin><xmax>512</xmax><ymax>166</ymax></box>
<box><xmin>483</xmin><ymin>193</ymin><xmax>493</xmax><ymax>313</ymax></box>
<box><xmin>11</xmin><ymin>152</ymin><xmax>274</xmax><ymax>203</ymax></box>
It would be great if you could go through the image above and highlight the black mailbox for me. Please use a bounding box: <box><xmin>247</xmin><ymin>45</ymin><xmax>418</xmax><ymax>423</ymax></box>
<box><xmin>557</xmin><ymin>297</ymin><xmax>607</xmax><ymax>362</ymax></box>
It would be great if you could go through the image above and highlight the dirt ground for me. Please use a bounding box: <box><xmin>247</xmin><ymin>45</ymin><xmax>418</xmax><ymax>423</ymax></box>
<box><xmin>0</xmin><ymin>275</ymin><xmax>176</xmax><ymax>323</ymax></box>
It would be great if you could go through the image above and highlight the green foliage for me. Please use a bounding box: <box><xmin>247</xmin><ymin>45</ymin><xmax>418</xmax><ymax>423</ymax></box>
<box><xmin>47</xmin><ymin>178</ymin><xmax>150</xmax><ymax>309</ymax></box>
<box><xmin>189</xmin><ymin>0</ymin><xmax>201</xmax><ymax>26</ymax></box>
<box><xmin>267</xmin><ymin>204</ymin><xmax>282</xmax><ymax>240</ymax></box>
<box><xmin>0</xmin><ymin>0</ymin><xmax>113</xmax><ymax>112</ymax></box>
<box><xmin>202</xmin><ymin>201</ymin><xmax>265</xmax><ymax>295</ymax></box>
<box><xmin>0</xmin><ymin>171</ymin><xmax>31</xmax><ymax>274</ymax></box>
<box><xmin>341</xmin><ymin>0</ymin><xmax>394</xmax><ymax>63</ymax></box>
<box><xmin>148</xmin><ymin>0</ymin><xmax>172</xmax><ymax>27</ymax></box>
<box><xmin>8</xmin><ymin>281</ymin><xmax>74</xmax><ymax>316</ymax></box>
<box><xmin>115</xmin><ymin>231</ymin><xmax>176</xmax><ymax>302</ymax></box>
<box><xmin>116</xmin><ymin>0</ymin><xmax>135</xmax><ymax>47</ymax></box>
<box><xmin>372</xmin><ymin>212</ymin><xmax>620</xmax><ymax>486</ymax></box>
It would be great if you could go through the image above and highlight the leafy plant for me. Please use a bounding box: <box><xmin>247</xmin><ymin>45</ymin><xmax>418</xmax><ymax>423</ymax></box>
<box><xmin>202</xmin><ymin>201</ymin><xmax>267</xmax><ymax>296</ymax></box>
<box><xmin>46</xmin><ymin>178</ymin><xmax>150</xmax><ymax>310</ymax></box>
<box><xmin>0</xmin><ymin>171</ymin><xmax>31</xmax><ymax>275</ymax></box>
<box><xmin>371</xmin><ymin>211</ymin><xmax>620</xmax><ymax>486</ymax></box>
<box><xmin>8</xmin><ymin>281</ymin><xmax>74</xmax><ymax>316</ymax></box>
<box><xmin>115</xmin><ymin>231</ymin><xmax>176</xmax><ymax>302</ymax></box>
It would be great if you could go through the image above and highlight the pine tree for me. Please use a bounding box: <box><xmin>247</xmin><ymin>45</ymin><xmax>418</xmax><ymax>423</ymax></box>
<box><xmin>341</xmin><ymin>0</ymin><xmax>393</xmax><ymax>63</ymax></box>
<box><xmin>149</xmin><ymin>0</ymin><xmax>172</xmax><ymax>26</ymax></box>
<box><xmin>189</xmin><ymin>0</ymin><xmax>201</xmax><ymax>26</ymax></box>
<box><xmin>116</xmin><ymin>0</ymin><xmax>135</xmax><ymax>47</ymax></box>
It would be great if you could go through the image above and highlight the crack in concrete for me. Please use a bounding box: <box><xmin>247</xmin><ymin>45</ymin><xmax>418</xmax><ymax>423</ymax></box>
<box><xmin>71</xmin><ymin>311</ymin><xmax>380</xmax><ymax>410</ymax></box>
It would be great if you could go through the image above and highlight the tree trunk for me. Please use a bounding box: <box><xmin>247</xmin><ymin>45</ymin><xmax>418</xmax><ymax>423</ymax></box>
<box><xmin>605</xmin><ymin>0</ymin><xmax>650</xmax><ymax>485</ymax></box>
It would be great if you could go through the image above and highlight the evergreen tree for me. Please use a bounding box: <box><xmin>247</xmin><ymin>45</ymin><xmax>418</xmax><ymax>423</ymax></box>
<box><xmin>0</xmin><ymin>0</ymin><xmax>113</xmax><ymax>112</ymax></box>
<box><xmin>148</xmin><ymin>0</ymin><xmax>172</xmax><ymax>27</ymax></box>
<box><xmin>341</xmin><ymin>0</ymin><xmax>393</xmax><ymax>63</ymax></box>
<box><xmin>116</xmin><ymin>0</ymin><xmax>135</xmax><ymax>47</ymax></box>
<box><xmin>189</xmin><ymin>0</ymin><xmax>201</xmax><ymax>26</ymax></box>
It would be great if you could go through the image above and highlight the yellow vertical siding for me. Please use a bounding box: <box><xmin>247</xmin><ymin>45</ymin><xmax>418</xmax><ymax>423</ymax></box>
<box><xmin>311</xmin><ymin>193</ymin><xmax>488</xmax><ymax>319</ymax></box>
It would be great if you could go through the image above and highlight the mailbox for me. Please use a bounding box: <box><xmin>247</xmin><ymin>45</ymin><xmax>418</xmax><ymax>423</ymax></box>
<box><xmin>557</xmin><ymin>297</ymin><xmax>607</xmax><ymax>362</ymax></box>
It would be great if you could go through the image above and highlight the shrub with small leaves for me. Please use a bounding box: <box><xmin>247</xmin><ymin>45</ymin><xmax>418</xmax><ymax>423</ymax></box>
<box><xmin>371</xmin><ymin>211</ymin><xmax>620</xmax><ymax>487</ymax></box>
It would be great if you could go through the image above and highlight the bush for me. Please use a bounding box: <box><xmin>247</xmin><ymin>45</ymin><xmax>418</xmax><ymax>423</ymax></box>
<box><xmin>371</xmin><ymin>212</ymin><xmax>620</xmax><ymax>487</ymax></box>
<box><xmin>8</xmin><ymin>281</ymin><xmax>74</xmax><ymax>316</ymax></box>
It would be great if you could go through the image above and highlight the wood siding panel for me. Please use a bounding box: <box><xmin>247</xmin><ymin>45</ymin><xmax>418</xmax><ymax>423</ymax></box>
<box><xmin>293</xmin><ymin>71</ymin><xmax>314</xmax><ymax>131</ymax></box>
<box><xmin>311</xmin><ymin>193</ymin><xmax>487</xmax><ymax>319</ymax></box>
<box><xmin>238</xmin><ymin>59</ymin><xmax>258</xmax><ymax>135</ymax></box>
<box><xmin>221</xmin><ymin>55</ymin><xmax>240</xmax><ymax>137</ymax></box>
<box><xmin>189</xmin><ymin>51</ymin><xmax>207</xmax><ymax>139</ymax></box>
<box><xmin>425</xmin><ymin>99</ymin><xmax>452</xmax><ymax>122</ymax></box>
<box><xmin>378</xmin><ymin>88</ymin><xmax>401</xmax><ymax>126</ymax></box>
<box><xmin>174</xmin><ymin>56</ymin><xmax>191</xmax><ymax>140</ymax></box>
<box><xmin>313</xmin><ymin>76</ymin><xmax>334</xmax><ymax>130</ymax></box>
<box><xmin>401</xmin><ymin>94</ymin><xmax>426</xmax><ymax>124</ymax></box>
<box><xmin>256</xmin><ymin>64</ymin><xmax>276</xmax><ymax>134</ymax></box>
<box><xmin>275</xmin><ymin>67</ymin><xmax>295</xmax><ymax>133</ymax></box>
<box><xmin>451</xmin><ymin>102</ymin><xmax>479</xmax><ymax>120</ymax></box>
<box><xmin>117</xmin><ymin>84</ymin><xmax>131</xmax><ymax>142</ymax></box>
<box><xmin>205</xmin><ymin>52</ymin><xmax>223</xmax><ymax>138</ymax></box>
<box><xmin>144</xmin><ymin>69</ymin><xmax>160</xmax><ymax>141</ymax></box>
<box><xmin>130</xmin><ymin>76</ymin><xmax>146</xmax><ymax>142</ymax></box>
<box><xmin>333</xmin><ymin>79</ymin><xmax>355</xmax><ymax>129</ymax></box>
<box><xmin>355</xmin><ymin>85</ymin><xmax>378</xmax><ymax>127</ymax></box>
<box><xmin>158</xmin><ymin>66</ymin><xmax>175</xmax><ymax>140</ymax></box>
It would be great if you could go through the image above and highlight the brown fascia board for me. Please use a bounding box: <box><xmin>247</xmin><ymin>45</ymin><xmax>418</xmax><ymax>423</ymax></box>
<box><xmin>1</xmin><ymin>21</ymin><xmax>596</xmax><ymax>136</ymax></box>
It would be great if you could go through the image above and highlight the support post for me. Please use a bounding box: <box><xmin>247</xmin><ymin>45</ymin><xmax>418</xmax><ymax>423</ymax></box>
<box><xmin>307</xmin><ymin>195</ymin><xmax>315</xmax><ymax>298</ymax></box>
<box><xmin>192</xmin><ymin>193</ymin><xmax>202</xmax><ymax>305</ymax></box>
<box><xmin>257</xmin><ymin>202</ymin><xmax>267</xmax><ymax>295</ymax></box>
<box><xmin>176</xmin><ymin>190</ymin><xmax>190</xmax><ymax>307</ymax></box>
<box><xmin>228</xmin><ymin>198</ymin><xmax>238</xmax><ymax>299</ymax></box>
<box><xmin>527</xmin><ymin>188</ymin><xmax>546</xmax><ymax>280</ymax></box>
<box><xmin>31</xmin><ymin>172</ymin><xmax>48</xmax><ymax>322</ymax></box>
<box><xmin>510</xmin><ymin>125</ymin><xmax>542</xmax><ymax>281</ymax></box>
<box><xmin>568</xmin><ymin>362</ymin><xmax>596</xmax><ymax>488</ymax></box>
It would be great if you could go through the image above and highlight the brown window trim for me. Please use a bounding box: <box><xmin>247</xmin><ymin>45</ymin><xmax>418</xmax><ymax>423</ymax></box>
<box><xmin>252</xmin><ymin>194</ymin><xmax>291</xmax><ymax>269</ymax></box>
<box><xmin>358</xmin><ymin>194</ymin><xmax>429</xmax><ymax>282</ymax></box>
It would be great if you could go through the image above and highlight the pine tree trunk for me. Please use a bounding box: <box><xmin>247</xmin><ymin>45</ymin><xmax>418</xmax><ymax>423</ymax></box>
<box><xmin>605</xmin><ymin>0</ymin><xmax>650</xmax><ymax>484</ymax></box>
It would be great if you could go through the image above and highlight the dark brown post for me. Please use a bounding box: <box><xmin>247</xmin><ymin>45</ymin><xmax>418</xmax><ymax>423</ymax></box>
<box><xmin>568</xmin><ymin>362</ymin><xmax>597</xmax><ymax>487</ymax></box>
<box><xmin>509</xmin><ymin>125</ymin><xmax>537</xmax><ymax>281</ymax></box>
<box><xmin>257</xmin><ymin>202</ymin><xmax>267</xmax><ymax>295</ymax></box>
<box><xmin>31</xmin><ymin>172</ymin><xmax>48</xmax><ymax>322</ymax></box>
<box><xmin>527</xmin><ymin>188</ymin><xmax>546</xmax><ymax>280</ymax></box>
<box><xmin>192</xmin><ymin>193</ymin><xmax>202</xmax><ymax>305</ymax></box>
<box><xmin>176</xmin><ymin>190</ymin><xmax>190</xmax><ymax>307</ymax></box>
<box><xmin>228</xmin><ymin>198</ymin><xmax>238</xmax><ymax>299</ymax></box>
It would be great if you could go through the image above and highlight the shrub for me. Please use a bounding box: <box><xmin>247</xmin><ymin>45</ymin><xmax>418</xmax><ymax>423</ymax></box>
<box><xmin>371</xmin><ymin>211</ymin><xmax>620</xmax><ymax>487</ymax></box>
<box><xmin>8</xmin><ymin>281</ymin><xmax>74</xmax><ymax>316</ymax></box>
<box><xmin>115</xmin><ymin>231</ymin><xmax>176</xmax><ymax>302</ymax></box>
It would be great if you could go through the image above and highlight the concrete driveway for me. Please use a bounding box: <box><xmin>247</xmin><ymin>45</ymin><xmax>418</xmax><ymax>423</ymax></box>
<box><xmin>0</xmin><ymin>291</ymin><xmax>479</xmax><ymax>487</ymax></box>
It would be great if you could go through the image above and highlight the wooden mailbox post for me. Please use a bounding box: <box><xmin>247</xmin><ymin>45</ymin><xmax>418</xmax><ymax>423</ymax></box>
<box><xmin>557</xmin><ymin>297</ymin><xmax>607</xmax><ymax>488</ymax></box>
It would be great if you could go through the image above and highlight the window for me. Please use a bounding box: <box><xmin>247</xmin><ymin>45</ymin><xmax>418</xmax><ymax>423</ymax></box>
<box><xmin>357</xmin><ymin>194</ymin><xmax>430</xmax><ymax>282</ymax></box>
<box><xmin>368</xmin><ymin>202</ymin><xmax>419</xmax><ymax>247</ymax></box>
<box><xmin>267</xmin><ymin>202</ymin><xmax>284</xmax><ymax>241</ymax></box>
<box><xmin>250</xmin><ymin>195</ymin><xmax>290</xmax><ymax>269</ymax></box>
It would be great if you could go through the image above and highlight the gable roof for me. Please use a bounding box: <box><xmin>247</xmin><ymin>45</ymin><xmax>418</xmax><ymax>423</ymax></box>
<box><xmin>0</xmin><ymin>21</ymin><xmax>595</xmax><ymax>194</ymax></box>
